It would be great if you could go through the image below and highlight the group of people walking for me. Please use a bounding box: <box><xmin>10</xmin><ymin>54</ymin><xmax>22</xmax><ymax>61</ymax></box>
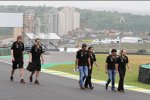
<box><xmin>75</xmin><ymin>43</ymin><xmax>132</xmax><ymax>93</ymax></box>
<box><xmin>10</xmin><ymin>35</ymin><xmax>44</xmax><ymax>84</ymax></box>
<box><xmin>10</xmin><ymin>36</ymin><xmax>131</xmax><ymax>92</ymax></box>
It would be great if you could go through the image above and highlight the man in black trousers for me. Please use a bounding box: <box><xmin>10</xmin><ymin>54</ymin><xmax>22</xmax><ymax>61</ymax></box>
<box><xmin>84</xmin><ymin>46</ymin><xmax>99</xmax><ymax>90</ymax></box>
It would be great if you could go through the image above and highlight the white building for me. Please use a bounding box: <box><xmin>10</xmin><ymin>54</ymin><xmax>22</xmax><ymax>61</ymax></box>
<box><xmin>121</xmin><ymin>37</ymin><xmax>142</xmax><ymax>43</ymax></box>
<box><xmin>58</xmin><ymin>7</ymin><xmax>80</xmax><ymax>36</ymax></box>
<box><xmin>43</xmin><ymin>8</ymin><xmax>58</xmax><ymax>34</ymax></box>
<box><xmin>101</xmin><ymin>38</ymin><xmax>120</xmax><ymax>44</ymax></box>
<box><xmin>73</xmin><ymin>11</ymin><xmax>80</xmax><ymax>30</ymax></box>
<box><xmin>58</xmin><ymin>11</ymin><xmax>66</xmax><ymax>36</ymax></box>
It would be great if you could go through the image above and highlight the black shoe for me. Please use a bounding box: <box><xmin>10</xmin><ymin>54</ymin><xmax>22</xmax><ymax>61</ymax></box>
<box><xmin>34</xmin><ymin>79</ymin><xmax>40</xmax><ymax>85</ymax></box>
<box><xmin>30</xmin><ymin>76</ymin><xmax>33</xmax><ymax>83</ymax></box>
<box><xmin>111</xmin><ymin>89</ymin><xmax>117</xmax><ymax>92</ymax></box>
<box><xmin>84</xmin><ymin>86</ymin><xmax>89</xmax><ymax>89</ymax></box>
<box><xmin>105</xmin><ymin>84</ymin><xmax>108</xmax><ymax>90</ymax></box>
<box><xmin>118</xmin><ymin>90</ymin><xmax>125</xmax><ymax>93</ymax></box>
<box><xmin>90</xmin><ymin>87</ymin><xmax>94</xmax><ymax>90</ymax></box>
<box><xmin>80</xmin><ymin>87</ymin><xmax>86</xmax><ymax>90</ymax></box>
<box><xmin>20</xmin><ymin>79</ymin><xmax>25</xmax><ymax>84</ymax></box>
<box><xmin>10</xmin><ymin>76</ymin><xmax>13</xmax><ymax>81</ymax></box>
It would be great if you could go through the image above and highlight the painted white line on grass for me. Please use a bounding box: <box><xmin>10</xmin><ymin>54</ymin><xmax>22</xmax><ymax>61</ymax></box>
<box><xmin>41</xmin><ymin>68</ymin><xmax>150</xmax><ymax>94</ymax></box>
<box><xmin>0</xmin><ymin>59</ymin><xmax>149</xmax><ymax>94</ymax></box>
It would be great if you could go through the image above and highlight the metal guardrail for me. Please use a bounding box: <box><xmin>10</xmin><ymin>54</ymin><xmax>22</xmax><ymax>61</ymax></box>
<box><xmin>0</xmin><ymin>48</ymin><xmax>11</xmax><ymax>56</ymax></box>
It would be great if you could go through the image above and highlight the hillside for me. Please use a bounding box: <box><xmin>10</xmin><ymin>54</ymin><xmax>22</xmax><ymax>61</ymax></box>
<box><xmin>0</xmin><ymin>5</ymin><xmax>150</xmax><ymax>35</ymax></box>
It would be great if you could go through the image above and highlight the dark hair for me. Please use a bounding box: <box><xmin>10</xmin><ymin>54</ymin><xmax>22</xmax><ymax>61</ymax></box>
<box><xmin>82</xmin><ymin>43</ymin><xmax>87</xmax><ymax>48</ymax></box>
<box><xmin>88</xmin><ymin>46</ymin><xmax>94</xmax><ymax>50</ymax></box>
<box><xmin>111</xmin><ymin>49</ymin><xmax>117</xmax><ymax>53</ymax></box>
<box><xmin>35</xmin><ymin>38</ymin><xmax>40</xmax><ymax>42</ymax></box>
<box><xmin>17</xmin><ymin>35</ymin><xmax>23</xmax><ymax>41</ymax></box>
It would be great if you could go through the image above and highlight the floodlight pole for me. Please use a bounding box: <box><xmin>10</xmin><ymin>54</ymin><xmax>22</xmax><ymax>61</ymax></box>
<box><xmin>119</xmin><ymin>17</ymin><xmax>124</xmax><ymax>50</ymax></box>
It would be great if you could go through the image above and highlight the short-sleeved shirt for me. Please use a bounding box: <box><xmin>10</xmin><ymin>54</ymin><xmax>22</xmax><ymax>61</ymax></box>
<box><xmin>89</xmin><ymin>52</ymin><xmax>96</xmax><ymax>67</ymax></box>
<box><xmin>11</xmin><ymin>41</ymin><xmax>24</xmax><ymax>60</ymax></box>
<box><xmin>106</xmin><ymin>55</ymin><xmax>117</xmax><ymax>70</ymax></box>
<box><xmin>30</xmin><ymin>45</ymin><xmax>44</xmax><ymax>61</ymax></box>
<box><xmin>117</xmin><ymin>55</ymin><xmax>129</xmax><ymax>70</ymax></box>
<box><xmin>76</xmin><ymin>49</ymin><xmax>90</xmax><ymax>66</ymax></box>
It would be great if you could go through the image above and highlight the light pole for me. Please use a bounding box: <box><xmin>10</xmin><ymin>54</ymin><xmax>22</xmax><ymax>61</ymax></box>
<box><xmin>119</xmin><ymin>17</ymin><xmax>124</xmax><ymax>50</ymax></box>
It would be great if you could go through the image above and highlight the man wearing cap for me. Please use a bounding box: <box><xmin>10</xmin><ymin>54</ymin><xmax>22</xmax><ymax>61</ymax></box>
<box><xmin>75</xmin><ymin>43</ymin><xmax>91</xmax><ymax>90</ymax></box>
<box><xmin>105</xmin><ymin>49</ymin><xmax>118</xmax><ymax>92</ymax></box>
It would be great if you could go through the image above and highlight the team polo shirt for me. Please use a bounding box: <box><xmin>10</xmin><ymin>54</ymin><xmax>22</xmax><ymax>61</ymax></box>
<box><xmin>117</xmin><ymin>55</ymin><xmax>129</xmax><ymax>70</ymax></box>
<box><xmin>76</xmin><ymin>49</ymin><xmax>90</xmax><ymax>66</ymax></box>
<box><xmin>11</xmin><ymin>41</ymin><xmax>24</xmax><ymax>60</ymax></box>
<box><xmin>106</xmin><ymin>55</ymin><xmax>117</xmax><ymax>70</ymax></box>
<box><xmin>30</xmin><ymin>45</ymin><xmax>44</xmax><ymax>61</ymax></box>
<box><xmin>89</xmin><ymin>52</ymin><xmax>96</xmax><ymax>67</ymax></box>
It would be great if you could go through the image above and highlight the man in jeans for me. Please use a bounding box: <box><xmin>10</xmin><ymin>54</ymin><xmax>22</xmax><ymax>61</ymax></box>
<box><xmin>105</xmin><ymin>49</ymin><xmax>118</xmax><ymax>92</ymax></box>
<box><xmin>75</xmin><ymin>44</ymin><xmax>91</xmax><ymax>90</ymax></box>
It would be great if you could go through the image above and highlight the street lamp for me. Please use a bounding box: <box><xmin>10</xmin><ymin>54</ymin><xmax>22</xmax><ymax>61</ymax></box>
<box><xmin>119</xmin><ymin>17</ymin><xmax>125</xmax><ymax>50</ymax></box>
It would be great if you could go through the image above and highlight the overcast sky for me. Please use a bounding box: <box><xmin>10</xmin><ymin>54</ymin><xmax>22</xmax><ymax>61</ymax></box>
<box><xmin>0</xmin><ymin>1</ymin><xmax>150</xmax><ymax>15</ymax></box>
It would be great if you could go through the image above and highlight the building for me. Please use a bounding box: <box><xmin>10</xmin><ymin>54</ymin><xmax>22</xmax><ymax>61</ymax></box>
<box><xmin>58</xmin><ymin>7</ymin><xmax>80</xmax><ymax>36</ymax></box>
<box><xmin>24</xmin><ymin>9</ymin><xmax>41</xmax><ymax>33</ymax></box>
<box><xmin>43</xmin><ymin>8</ymin><xmax>58</xmax><ymax>34</ymax></box>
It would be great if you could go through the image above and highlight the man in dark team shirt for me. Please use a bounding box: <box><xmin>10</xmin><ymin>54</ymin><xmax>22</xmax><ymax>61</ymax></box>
<box><xmin>29</xmin><ymin>38</ymin><xmax>44</xmax><ymax>84</ymax></box>
<box><xmin>75</xmin><ymin>44</ymin><xmax>91</xmax><ymax>90</ymax></box>
<box><xmin>10</xmin><ymin>35</ymin><xmax>25</xmax><ymax>84</ymax></box>
<box><xmin>117</xmin><ymin>49</ymin><xmax>132</xmax><ymax>93</ymax></box>
<box><xmin>105</xmin><ymin>49</ymin><xmax>118</xmax><ymax>92</ymax></box>
<box><xmin>84</xmin><ymin>46</ymin><xmax>99</xmax><ymax>90</ymax></box>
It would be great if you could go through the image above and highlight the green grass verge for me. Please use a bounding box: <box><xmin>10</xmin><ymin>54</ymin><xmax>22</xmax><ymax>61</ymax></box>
<box><xmin>48</xmin><ymin>54</ymin><xmax>150</xmax><ymax>89</ymax></box>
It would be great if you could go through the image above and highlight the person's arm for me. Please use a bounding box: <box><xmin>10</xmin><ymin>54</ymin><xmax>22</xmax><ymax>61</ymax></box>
<box><xmin>126</xmin><ymin>56</ymin><xmax>132</xmax><ymax>73</ymax></box>
<box><xmin>40</xmin><ymin>46</ymin><xmax>44</xmax><ymax>64</ymax></box>
<box><xmin>41</xmin><ymin>53</ymin><xmax>44</xmax><ymax>64</ymax></box>
<box><xmin>115</xmin><ymin>57</ymin><xmax>119</xmax><ymax>73</ymax></box>
<box><xmin>94</xmin><ymin>61</ymin><xmax>100</xmax><ymax>71</ymax></box>
<box><xmin>22</xmin><ymin>43</ymin><xmax>25</xmax><ymax>59</ymax></box>
<box><xmin>115</xmin><ymin>63</ymin><xmax>118</xmax><ymax>74</ymax></box>
<box><xmin>11</xmin><ymin>50</ymin><xmax>15</xmax><ymax>61</ymax></box>
<box><xmin>11</xmin><ymin>43</ymin><xmax>15</xmax><ymax>61</ymax></box>
<box><xmin>41</xmin><ymin>54</ymin><xmax>44</xmax><ymax>61</ymax></box>
<box><xmin>93</xmin><ymin>54</ymin><xmax>99</xmax><ymax>70</ymax></box>
<box><xmin>88</xmin><ymin>57</ymin><xmax>91</xmax><ymax>70</ymax></box>
<box><xmin>29</xmin><ymin>52</ymin><xmax>32</xmax><ymax>62</ymax></box>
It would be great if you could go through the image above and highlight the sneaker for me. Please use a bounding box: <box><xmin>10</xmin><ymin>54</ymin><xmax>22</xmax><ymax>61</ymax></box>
<box><xmin>111</xmin><ymin>89</ymin><xmax>117</xmax><ymax>92</ymax></box>
<box><xmin>34</xmin><ymin>79</ymin><xmax>40</xmax><ymax>85</ymax></box>
<box><xmin>105</xmin><ymin>84</ymin><xmax>108</xmax><ymax>90</ymax></box>
<box><xmin>90</xmin><ymin>87</ymin><xmax>94</xmax><ymax>90</ymax></box>
<box><xmin>10</xmin><ymin>76</ymin><xmax>13</xmax><ymax>81</ymax></box>
<box><xmin>20</xmin><ymin>79</ymin><xmax>25</xmax><ymax>84</ymax></box>
<box><xmin>29</xmin><ymin>76</ymin><xmax>33</xmax><ymax>82</ymax></box>
<box><xmin>80</xmin><ymin>87</ymin><xmax>86</xmax><ymax>90</ymax></box>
